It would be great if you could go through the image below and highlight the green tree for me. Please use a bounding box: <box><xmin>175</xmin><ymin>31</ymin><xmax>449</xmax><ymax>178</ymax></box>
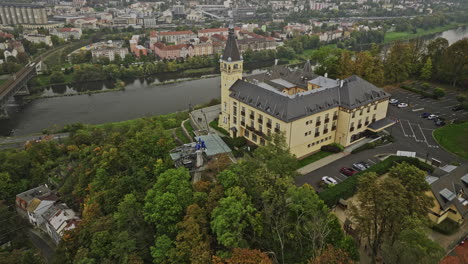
<box><xmin>420</xmin><ymin>57</ymin><xmax>432</xmax><ymax>80</ymax></box>
<box><xmin>50</xmin><ymin>71</ymin><xmax>66</xmax><ymax>84</ymax></box>
<box><xmin>381</xmin><ymin>228</ymin><xmax>445</xmax><ymax>264</ymax></box>
<box><xmin>433</xmin><ymin>87</ymin><xmax>445</xmax><ymax>99</ymax></box>
<box><xmin>211</xmin><ymin>186</ymin><xmax>261</xmax><ymax>249</ymax></box>
<box><xmin>144</xmin><ymin>168</ymin><xmax>193</xmax><ymax>236</ymax></box>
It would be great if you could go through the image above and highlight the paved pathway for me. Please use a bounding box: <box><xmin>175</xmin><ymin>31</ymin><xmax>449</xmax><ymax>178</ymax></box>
<box><xmin>28</xmin><ymin>228</ymin><xmax>56</xmax><ymax>263</ymax></box>
<box><xmin>297</xmin><ymin>151</ymin><xmax>350</xmax><ymax>175</ymax></box>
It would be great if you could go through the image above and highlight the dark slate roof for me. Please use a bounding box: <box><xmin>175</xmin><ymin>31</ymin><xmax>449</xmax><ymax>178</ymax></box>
<box><xmin>230</xmin><ymin>75</ymin><xmax>389</xmax><ymax>122</ymax></box>
<box><xmin>244</xmin><ymin>63</ymin><xmax>318</xmax><ymax>89</ymax></box>
<box><xmin>367</xmin><ymin>117</ymin><xmax>396</xmax><ymax>131</ymax></box>
<box><xmin>429</xmin><ymin>163</ymin><xmax>468</xmax><ymax>219</ymax></box>
<box><xmin>222</xmin><ymin>27</ymin><xmax>241</xmax><ymax>62</ymax></box>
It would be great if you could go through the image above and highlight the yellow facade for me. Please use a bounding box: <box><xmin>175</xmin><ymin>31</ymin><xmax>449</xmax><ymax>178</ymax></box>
<box><xmin>219</xmin><ymin>57</ymin><xmax>390</xmax><ymax>158</ymax></box>
<box><xmin>427</xmin><ymin>191</ymin><xmax>463</xmax><ymax>224</ymax></box>
<box><xmin>218</xmin><ymin>59</ymin><xmax>243</xmax><ymax>131</ymax></box>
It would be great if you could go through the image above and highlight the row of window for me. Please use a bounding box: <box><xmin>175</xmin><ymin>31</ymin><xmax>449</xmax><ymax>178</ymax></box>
<box><xmin>351</xmin><ymin>104</ymin><xmax>378</xmax><ymax>119</ymax></box>
<box><xmin>235</xmin><ymin>104</ymin><xmax>281</xmax><ymax>131</ymax></box>
<box><xmin>349</xmin><ymin>114</ymin><xmax>377</xmax><ymax>132</ymax></box>
<box><xmin>304</xmin><ymin>122</ymin><xmax>337</xmax><ymax>137</ymax></box>
<box><xmin>305</xmin><ymin>111</ymin><xmax>338</xmax><ymax>126</ymax></box>
<box><xmin>307</xmin><ymin>136</ymin><xmax>333</xmax><ymax>148</ymax></box>
<box><xmin>244</xmin><ymin>129</ymin><xmax>266</xmax><ymax>145</ymax></box>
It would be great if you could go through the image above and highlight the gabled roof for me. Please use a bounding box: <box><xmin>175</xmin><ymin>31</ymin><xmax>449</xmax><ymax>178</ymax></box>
<box><xmin>229</xmin><ymin>75</ymin><xmax>389</xmax><ymax>122</ymax></box>
<box><xmin>221</xmin><ymin>27</ymin><xmax>241</xmax><ymax>62</ymax></box>
<box><xmin>429</xmin><ymin>163</ymin><xmax>468</xmax><ymax>219</ymax></box>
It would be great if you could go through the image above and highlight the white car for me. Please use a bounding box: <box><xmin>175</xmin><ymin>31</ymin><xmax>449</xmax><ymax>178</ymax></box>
<box><xmin>322</xmin><ymin>176</ymin><xmax>338</xmax><ymax>185</ymax></box>
<box><xmin>428</xmin><ymin>114</ymin><xmax>438</xmax><ymax>120</ymax></box>
<box><xmin>389</xmin><ymin>98</ymin><xmax>399</xmax><ymax>104</ymax></box>
<box><xmin>397</xmin><ymin>103</ymin><xmax>408</xmax><ymax>108</ymax></box>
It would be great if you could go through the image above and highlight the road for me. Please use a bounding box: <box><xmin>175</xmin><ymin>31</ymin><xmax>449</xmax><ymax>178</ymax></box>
<box><xmin>27</xmin><ymin>228</ymin><xmax>56</xmax><ymax>263</ymax></box>
<box><xmin>0</xmin><ymin>133</ymin><xmax>69</xmax><ymax>150</ymax></box>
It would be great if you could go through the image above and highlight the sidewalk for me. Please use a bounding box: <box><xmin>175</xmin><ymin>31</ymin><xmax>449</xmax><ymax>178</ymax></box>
<box><xmin>297</xmin><ymin>151</ymin><xmax>350</xmax><ymax>175</ymax></box>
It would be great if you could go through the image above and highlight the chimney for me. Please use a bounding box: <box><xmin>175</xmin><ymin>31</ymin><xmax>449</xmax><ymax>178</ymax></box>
<box><xmin>324</xmin><ymin>72</ymin><xmax>328</xmax><ymax>78</ymax></box>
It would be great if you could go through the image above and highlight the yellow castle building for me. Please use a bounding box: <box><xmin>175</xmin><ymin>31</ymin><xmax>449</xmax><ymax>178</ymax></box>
<box><xmin>218</xmin><ymin>27</ymin><xmax>394</xmax><ymax>158</ymax></box>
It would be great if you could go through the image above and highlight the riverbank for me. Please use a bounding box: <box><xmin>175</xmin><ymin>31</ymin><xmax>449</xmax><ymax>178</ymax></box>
<box><xmin>30</xmin><ymin>66</ymin><xmax>219</xmax><ymax>89</ymax></box>
<box><xmin>384</xmin><ymin>23</ymin><xmax>466</xmax><ymax>43</ymax></box>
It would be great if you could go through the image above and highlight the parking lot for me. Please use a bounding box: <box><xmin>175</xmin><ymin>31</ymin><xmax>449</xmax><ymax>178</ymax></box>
<box><xmin>295</xmin><ymin>86</ymin><xmax>467</xmax><ymax>191</ymax></box>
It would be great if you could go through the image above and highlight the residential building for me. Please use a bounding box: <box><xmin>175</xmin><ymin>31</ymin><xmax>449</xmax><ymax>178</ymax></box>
<box><xmin>150</xmin><ymin>30</ymin><xmax>197</xmax><ymax>45</ymax></box>
<box><xmin>49</xmin><ymin>27</ymin><xmax>82</xmax><ymax>40</ymax></box>
<box><xmin>426</xmin><ymin>164</ymin><xmax>468</xmax><ymax>224</ymax></box>
<box><xmin>15</xmin><ymin>185</ymin><xmax>56</xmax><ymax>217</ymax></box>
<box><xmin>41</xmin><ymin>203</ymin><xmax>80</xmax><ymax>245</ymax></box>
<box><xmin>24</xmin><ymin>34</ymin><xmax>53</xmax><ymax>46</ymax></box>
<box><xmin>26</xmin><ymin>198</ymin><xmax>56</xmax><ymax>227</ymax></box>
<box><xmin>92</xmin><ymin>47</ymin><xmax>128</xmax><ymax>61</ymax></box>
<box><xmin>0</xmin><ymin>3</ymin><xmax>48</xmax><ymax>25</ymax></box>
<box><xmin>237</xmin><ymin>31</ymin><xmax>276</xmax><ymax>52</ymax></box>
<box><xmin>69</xmin><ymin>17</ymin><xmax>97</xmax><ymax>29</ymax></box>
<box><xmin>218</xmin><ymin>27</ymin><xmax>393</xmax><ymax>158</ymax></box>
<box><xmin>130</xmin><ymin>39</ymin><xmax>147</xmax><ymax>57</ymax></box>
<box><xmin>198</xmin><ymin>27</ymin><xmax>240</xmax><ymax>38</ymax></box>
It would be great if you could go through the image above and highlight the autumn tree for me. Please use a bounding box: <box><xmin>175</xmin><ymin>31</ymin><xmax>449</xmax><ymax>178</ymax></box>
<box><xmin>350</xmin><ymin>172</ymin><xmax>408</xmax><ymax>263</ymax></box>
<box><xmin>173</xmin><ymin>204</ymin><xmax>213</xmax><ymax>264</ymax></box>
<box><xmin>213</xmin><ymin>248</ymin><xmax>273</xmax><ymax>264</ymax></box>
<box><xmin>308</xmin><ymin>244</ymin><xmax>354</xmax><ymax>264</ymax></box>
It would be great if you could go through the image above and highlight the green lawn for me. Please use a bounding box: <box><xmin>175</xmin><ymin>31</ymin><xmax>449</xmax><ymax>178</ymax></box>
<box><xmin>209</xmin><ymin>119</ymin><xmax>229</xmax><ymax>136</ymax></box>
<box><xmin>175</xmin><ymin>127</ymin><xmax>191</xmax><ymax>144</ymax></box>
<box><xmin>0</xmin><ymin>79</ymin><xmax>7</xmax><ymax>86</ymax></box>
<box><xmin>296</xmin><ymin>151</ymin><xmax>333</xmax><ymax>169</ymax></box>
<box><xmin>31</xmin><ymin>73</ymin><xmax>74</xmax><ymax>87</ymax></box>
<box><xmin>434</xmin><ymin>122</ymin><xmax>468</xmax><ymax>160</ymax></box>
<box><xmin>184</xmin><ymin>120</ymin><xmax>195</xmax><ymax>137</ymax></box>
<box><xmin>384</xmin><ymin>23</ymin><xmax>462</xmax><ymax>43</ymax></box>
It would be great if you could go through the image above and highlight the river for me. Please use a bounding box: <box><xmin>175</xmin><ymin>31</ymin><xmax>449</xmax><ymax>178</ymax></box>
<box><xmin>0</xmin><ymin>26</ymin><xmax>467</xmax><ymax>137</ymax></box>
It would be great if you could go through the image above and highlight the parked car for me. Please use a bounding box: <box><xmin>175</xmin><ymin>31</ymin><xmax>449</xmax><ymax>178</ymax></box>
<box><xmin>452</xmin><ymin>105</ymin><xmax>464</xmax><ymax>111</ymax></box>
<box><xmin>397</xmin><ymin>103</ymin><xmax>408</xmax><ymax>108</ymax></box>
<box><xmin>352</xmin><ymin>162</ymin><xmax>367</xmax><ymax>171</ymax></box>
<box><xmin>340</xmin><ymin>167</ymin><xmax>358</xmax><ymax>176</ymax></box>
<box><xmin>428</xmin><ymin>114</ymin><xmax>438</xmax><ymax>120</ymax></box>
<box><xmin>421</xmin><ymin>112</ymin><xmax>430</xmax><ymax>118</ymax></box>
<box><xmin>435</xmin><ymin>119</ymin><xmax>446</xmax><ymax>126</ymax></box>
<box><xmin>389</xmin><ymin>98</ymin><xmax>399</xmax><ymax>104</ymax></box>
<box><xmin>322</xmin><ymin>176</ymin><xmax>337</xmax><ymax>185</ymax></box>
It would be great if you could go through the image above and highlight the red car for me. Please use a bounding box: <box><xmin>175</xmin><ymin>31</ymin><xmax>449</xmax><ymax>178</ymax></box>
<box><xmin>340</xmin><ymin>167</ymin><xmax>358</xmax><ymax>176</ymax></box>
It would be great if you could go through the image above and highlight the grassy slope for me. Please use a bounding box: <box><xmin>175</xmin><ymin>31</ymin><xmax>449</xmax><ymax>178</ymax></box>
<box><xmin>384</xmin><ymin>23</ymin><xmax>462</xmax><ymax>43</ymax></box>
<box><xmin>433</xmin><ymin>122</ymin><xmax>468</xmax><ymax>160</ymax></box>
<box><xmin>296</xmin><ymin>151</ymin><xmax>333</xmax><ymax>169</ymax></box>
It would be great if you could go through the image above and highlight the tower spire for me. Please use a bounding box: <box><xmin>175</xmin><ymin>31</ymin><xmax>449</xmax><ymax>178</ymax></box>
<box><xmin>222</xmin><ymin>26</ymin><xmax>241</xmax><ymax>62</ymax></box>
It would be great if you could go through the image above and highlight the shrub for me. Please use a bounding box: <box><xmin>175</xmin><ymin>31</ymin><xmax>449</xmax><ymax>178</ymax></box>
<box><xmin>321</xmin><ymin>143</ymin><xmax>344</xmax><ymax>153</ymax></box>
<box><xmin>433</xmin><ymin>88</ymin><xmax>445</xmax><ymax>99</ymax></box>
<box><xmin>432</xmin><ymin>219</ymin><xmax>460</xmax><ymax>235</ymax></box>
<box><xmin>209</xmin><ymin>119</ymin><xmax>229</xmax><ymax>136</ymax></box>
<box><xmin>318</xmin><ymin>156</ymin><xmax>434</xmax><ymax>207</ymax></box>
<box><xmin>222</xmin><ymin>136</ymin><xmax>247</xmax><ymax>149</ymax></box>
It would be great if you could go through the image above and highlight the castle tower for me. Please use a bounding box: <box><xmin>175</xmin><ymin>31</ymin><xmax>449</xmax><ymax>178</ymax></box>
<box><xmin>218</xmin><ymin>26</ymin><xmax>243</xmax><ymax>131</ymax></box>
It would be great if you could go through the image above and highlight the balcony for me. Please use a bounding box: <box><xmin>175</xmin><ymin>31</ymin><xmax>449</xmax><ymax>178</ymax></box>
<box><xmin>249</xmin><ymin>114</ymin><xmax>255</xmax><ymax>120</ymax></box>
<box><xmin>333</xmin><ymin>115</ymin><xmax>338</xmax><ymax>120</ymax></box>
<box><xmin>365</xmin><ymin>121</ymin><xmax>369</xmax><ymax>126</ymax></box>
<box><xmin>350</xmin><ymin>127</ymin><xmax>355</xmax><ymax>132</ymax></box>
<box><xmin>323</xmin><ymin>129</ymin><xmax>329</xmax><ymax>134</ymax></box>
<box><xmin>240</xmin><ymin>121</ymin><xmax>245</xmax><ymax>126</ymax></box>
<box><xmin>246</xmin><ymin>125</ymin><xmax>255</xmax><ymax>131</ymax></box>
<box><xmin>241</xmin><ymin>111</ymin><xmax>245</xmax><ymax>116</ymax></box>
<box><xmin>266</xmin><ymin>122</ymin><xmax>272</xmax><ymax>128</ymax></box>
<box><xmin>315</xmin><ymin>132</ymin><xmax>320</xmax><ymax>137</ymax></box>
<box><xmin>274</xmin><ymin>128</ymin><xmax>280</xmax><ymax>133</ymax></box>
<box><xmin>324</xmin><ymin>118</ymin><xmax>330</xmax><ymax>123</ymax></box>
<box><xmin>258</xmin><ymin>118</ymin><xmax>263</xmax><ymax>124</ymax></box>
<box><xmin>372</xmin><ymin>118</ymin><xmax>376</xmax><ymax>123</ymax></box>
<box><xmin>357</xmin><ymin>124</ymin><xmax>362</xmax><ymax>129</ymax></box>
<box><xmin>332</xmin><ymin>126</ymin><xmax>336</xmax><ymax>131</ymax></box>
<box><xmin>316</xmin><ymin>121</ymin><xmax>321</xmax><ymax>126</ymax></box>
